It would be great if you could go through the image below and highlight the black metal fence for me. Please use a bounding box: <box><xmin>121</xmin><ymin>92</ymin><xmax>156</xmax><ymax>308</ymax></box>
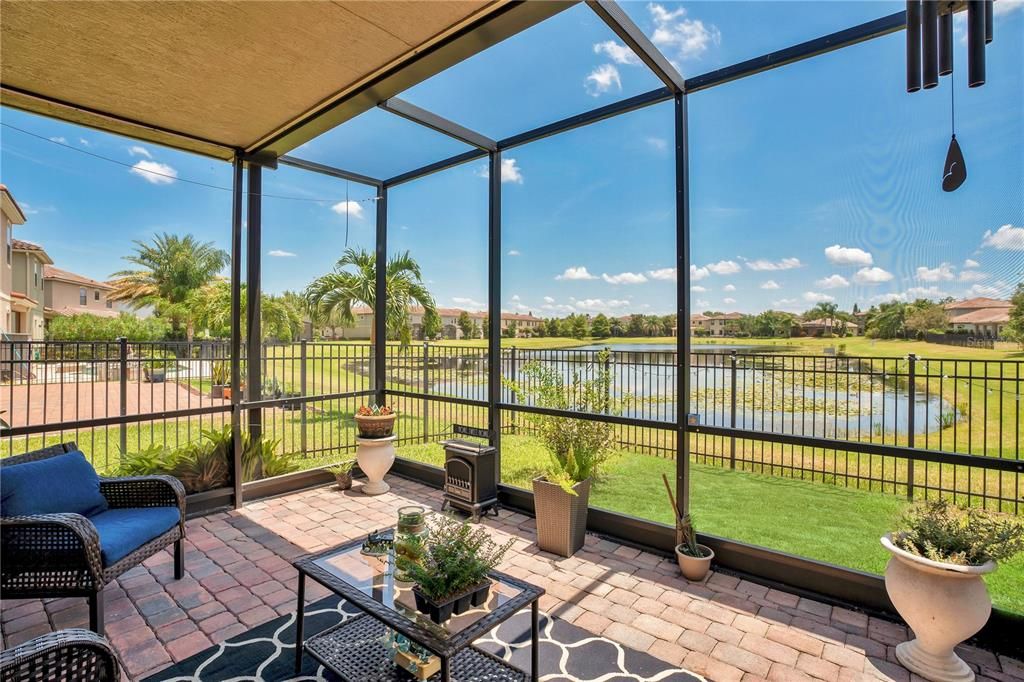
<box><xmin>3</xmin><ymin>340</ymin><xmax>1021</xmax><ymax>511</ymax></box>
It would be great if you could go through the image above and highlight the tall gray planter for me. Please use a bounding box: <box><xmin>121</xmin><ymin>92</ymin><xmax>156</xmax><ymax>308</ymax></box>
<box><xmin>533</xmin><ymin>477</ymin><xmax>590</xmax><ymax>557</ymax></box>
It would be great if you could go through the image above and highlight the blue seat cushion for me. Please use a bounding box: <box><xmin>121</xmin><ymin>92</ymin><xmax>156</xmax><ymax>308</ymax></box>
<box><xmin>1</xmin><ymin>451</ymin><xmax>108</xmax><ymax>517</ymax></box>
<box><xmin>89</xmin><ymin>507</ymin><xmax>180</xmax><ymax>567</ymax></box>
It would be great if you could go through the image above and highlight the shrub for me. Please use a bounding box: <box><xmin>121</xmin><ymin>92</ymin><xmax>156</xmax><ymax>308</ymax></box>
<box><xmin>46</xmin><ymin>313</ymin><xmax>170</xmax><ymax>342</ymax></box>
<box><xmin>892</xmin><ymin>499</ymin><xmax>1024</xmax><ymax>566</ymax></box>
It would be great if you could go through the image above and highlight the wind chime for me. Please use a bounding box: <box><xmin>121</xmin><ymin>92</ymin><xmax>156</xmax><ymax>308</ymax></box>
<box><xmin>906</xmin><ymin>0</ymin><xmax>993</xmax><ymax>192</ymax></box>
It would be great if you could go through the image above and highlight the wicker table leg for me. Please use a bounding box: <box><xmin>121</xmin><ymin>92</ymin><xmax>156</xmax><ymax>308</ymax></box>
<box><xmin>294</xmin><ymin>572</ymin><xmax>306</xmax><ymax>675</ymax></box>
<box><xmin>89</xmin><ymin>590</ymin><xmax>105</xmax><ymax>636</ymax></box>
<box><xmin>531</xmin><ymin>601</ymin><xmax>539</xmax><ymax>680</ymax></box>
<box><xmin>441</xmin><ymin>654</ymin><xmax>451</xmax><ymax>682</ymax></box>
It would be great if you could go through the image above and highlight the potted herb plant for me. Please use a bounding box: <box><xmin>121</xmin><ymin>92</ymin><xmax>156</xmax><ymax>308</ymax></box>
<box><xmin>355</xmin><ymin>404</ymin><xmax>397</xmax><ymax>438</ymax></box>
<box><xmin>881</xmin><ymin>500</ymin><xmax>1024</xmax><ymax>682</ymax></box>
<box><xmin>326</xmin><ymin>461</ymin><xmax>354</xmax><ymax>490</ymax></box>
<box><xmin>662</xmin><ymin>474</ymin><xmax>713</xmax><ymax>580</ymax></box>
<box><xmin>210</xmin><ymin>361</ymin><xmax>228</xmax><ymax>399</ymax></box>
<box><xmin>398</xmin><ymin>514</ymin><xmax>513</xmax><ymax>624</ymax></box>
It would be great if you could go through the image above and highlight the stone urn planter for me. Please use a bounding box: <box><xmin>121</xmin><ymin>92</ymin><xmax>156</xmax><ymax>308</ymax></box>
<box><xmin>356</xmin><ymin>435</ymin><xmax>396</xmax><ymax>495</ymax></box>
<box><xmin>675</xmin><ymin>544</ymin><xmax>714</xmax><ymax>581</ymax></box>
<box><xmin>881</xmin><ymin>534</ymin><xmax>994</xmax><ymax>682</ymax></box>
<box><xmin>533</xmin><ymin>477</ymin><xmax>590</xmax><ymax>557</ymax></box>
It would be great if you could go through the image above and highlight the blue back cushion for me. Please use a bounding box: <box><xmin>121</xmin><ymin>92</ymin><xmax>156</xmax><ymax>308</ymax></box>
<box><xmin>0</xmin><ymin>451</ymin><xmax>108</xmax><ymax>517</ymax></box>
<box><xmin>89</xmin><ymin>507</ymin><xmax>180</xmax><ymax>566</ymax></box>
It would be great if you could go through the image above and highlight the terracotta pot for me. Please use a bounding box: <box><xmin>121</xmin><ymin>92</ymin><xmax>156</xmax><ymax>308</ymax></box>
<box><xmin>210</xmin><ymin>384</ymin><xmax>225</xmax><ymax>399</ymax></box>
<box><xmin>356</xmin><ymin>435</ymin><xmax>396</xmax><ymax>495</ymax></box>
<box><xmin>881</xmin><ymin>534</ymin><xmax>995</xmax><ymax>682</ymax></box>
<box><xmin>355</xmin><ymin>413</ymin><xmax>397</xmax><ymax>438</ymax></box>
<box><xmin>334</xmin><ymin>472</ymin><xmax>352</xmax><ymax>490</ymax></box>
<box><xmin>675</xmin><ymin>543</ymin><xmax>714</xmax><ymax>581</ymax></box>
<box><xmin>532</xmin><ymin>477</ymin><xmax>590</xmax><ymax>557</ymax></box>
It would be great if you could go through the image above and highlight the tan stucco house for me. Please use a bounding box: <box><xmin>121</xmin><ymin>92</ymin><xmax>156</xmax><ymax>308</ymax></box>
<box><xmin>1</xmin><ymin>184</ymin><xmax>29</xmax><ymax>339</ymax></box>
<box><xmin>43</xmin><ymin>265</ymin><xmax>118</xmax><ymax>320</ymax></box>
<box><xmin>318</xmin><ymin>305</ymin><xmax>541</xmax><ymax>340</ymax></box>
<box><xmin>10</xmin><ymin>239</ymin><xmax>53</xmax><ymax>340</ymax></box>
<box><xmin>944</xmin><ymin>297</ymin><xmax>1012</xmax><ymax>338</ymax></box>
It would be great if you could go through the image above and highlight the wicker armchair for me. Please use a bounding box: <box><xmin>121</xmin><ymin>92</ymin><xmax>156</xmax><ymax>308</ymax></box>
<box><xmin>0</xmin><ymin>629</ymin><xmax>120</xmax><ymax>682</ymax></box>
<box><xmin>1</xmin><ymin>443</ymin><xmax>186</xmax><ymax>635</ymax></box>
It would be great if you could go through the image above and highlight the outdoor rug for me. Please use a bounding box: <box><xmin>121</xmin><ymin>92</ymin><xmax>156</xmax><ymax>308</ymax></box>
<box><xmin>145</xmin><ymin>596</ymin><xmax>704</xmax><ymax>681</ymax></box>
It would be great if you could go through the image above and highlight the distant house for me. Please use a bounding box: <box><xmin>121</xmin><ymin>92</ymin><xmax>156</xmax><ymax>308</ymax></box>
<box><xmin>944</xmin><ymin>297</ymin><xmax>1011</xmax><ymax>338</ymax></box>
<box><xmin>694</xmin><ymin>312</ymin><xmax>742</xmax><ymax>337</ymax></box>
<box><xmin>1</xmin><ymin>184</ymin><xmax>29</xmax><ymax>339</ymax></box>
<box><xmin>799</xmin><ymin>318</ymin><xmax>859</xmax><ymax>337</ymax></box>
<box><xmin>317</xmin><ymin>305</ymin><xmax>542</xmax><ymax>340</ymax></box>
<box><xmin>10</xmin><ymin>239</ymin><xmax>53</xmax><ymax>340</ymax></box>
<box><xmin>43</xmin><ymin>265</ymin><xmax>118</xmax><ymax>321</ymax></box>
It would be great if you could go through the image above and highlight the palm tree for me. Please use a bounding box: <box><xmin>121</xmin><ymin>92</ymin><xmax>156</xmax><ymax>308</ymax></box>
<box><xmin>109</xmin><ymin>233</ymin><xmax>229</xmax><ymax>340</ymax></box>
<box><xmin>304</xmin><ymin>248</ymin><xmax>435</xmax><ymax>345</ymax></box>
<box><xmin>189</xmin><ymin>281</ymin><xmax>300</xmax><ymax>341</ymax></box>
<box><xmin>806</xmin><ymin>302</ymin><xmax>841</xmax><ymax>335</ymax></box>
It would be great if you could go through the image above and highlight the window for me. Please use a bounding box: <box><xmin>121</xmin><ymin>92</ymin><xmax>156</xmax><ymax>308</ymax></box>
<box><xmin>79</xmin><ymin>287</ymin><xmax>86</xmax><ymax>306</ymax></box>
<box><xmin>5</xmin><ymin>227</ymin><xmax>10</xmax><ymax>265</ymax></box>
<box><xmin>106</xmin><ymin>299</ymin><xmax>112</xmax><ymax>309</ymax></box>
<box><xmin>94</xmin><ymin>290</ymin><xmax>100</xmax><ymax>301</ymax></box>
<box><xmin>33</xmin><ymin>263</ymin><xmax>39</xmax><ymax>288</ymax></box>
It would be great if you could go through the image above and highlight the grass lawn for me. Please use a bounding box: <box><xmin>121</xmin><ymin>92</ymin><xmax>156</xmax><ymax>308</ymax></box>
<box><xmin>399</xmin><ymin>434</ymin><xmax>1024</xmax><ymax>615</ymax></box>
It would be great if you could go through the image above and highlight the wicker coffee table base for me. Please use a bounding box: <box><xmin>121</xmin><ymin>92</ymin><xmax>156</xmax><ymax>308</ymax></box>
<box><xmin>305</xmin><ymin>614</ymin><xmax>528</xmax><ymax>681</ymax></box>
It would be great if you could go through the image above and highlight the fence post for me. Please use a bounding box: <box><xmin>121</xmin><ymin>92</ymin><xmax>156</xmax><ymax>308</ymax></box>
<box><xmin>729</xmin><ymin>350</ymin><xmax>737</xmax><ymax>469</ymax></box>
<box><xmin>603</xmin><ymin>351</ymin><xmax>612</xmax><ymax>415</ymax></box>
<box><xmin>300</xmin><ymin>340</ymin><xmax>308</xmax><ymax>456</ymax></box>
<box><xmin>906</xmin><ymin>353</ymin><xmax>916</xmax><ymax>500</ymax></box>
<box><xmin>118</xmin><ymin>337</ymin><xmax>128</xmax><ymax>457</ymax></box>
<box><xmin>509</xmin><ymin>346</ymin><xmax>517</xmax><ymax>435</ymax></box>
<box><xmin>422</xmin><ymin>341</ymin><xmax>429</xmax><ymax>443</ymax></box>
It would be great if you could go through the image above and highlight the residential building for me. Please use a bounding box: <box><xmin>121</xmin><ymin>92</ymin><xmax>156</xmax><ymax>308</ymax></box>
<box><xmin>799</xmin><ymin>317</ymin><xmax>859</xmax><ymax>337</ymax></box>
<box><xmin>0</xmin><ymin>184</ymin><xmax>28</xmax><ymax>338</ymax></box>
<box><xmin>10</xmin><ymin>240</ymin><xmax>53</xmax><ymax>340</ymax></box>
<box><xmin>944</xmin><ymin>297</ymin><xmax>1012</xmax><ymax>338</ymax></box>
<box><xmin>695</xmin><ymin>312</ymin><xmax>743</xmax><ymax>337</ymax></box>
<box><xmin>317</xmin><ymin>306</ymin><xmax>541</xmax><ymax>340</ymax></box>
<box><xmin>43</xmin><ymin>265</ymin><xmax>118</xmax><ymax>320</ymax></box>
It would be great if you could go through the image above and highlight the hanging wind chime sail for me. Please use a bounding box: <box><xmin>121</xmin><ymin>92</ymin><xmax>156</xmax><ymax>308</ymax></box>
<box><xmin>905</xmin><ymin>0</ymin><xmax>993</xmax><ymax>192</ymax></box>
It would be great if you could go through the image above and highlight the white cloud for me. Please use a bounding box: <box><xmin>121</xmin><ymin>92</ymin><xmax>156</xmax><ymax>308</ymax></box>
<box><xmin>906</xmin><ymin>286</ymin><xmax>950</xmax><ymax>300</ymax></box>
<box><xmin>543</xmin><ymin>296</ymin><xmax>555</xmax><ymax>304</ymax></box>
<box><xmin>649</xmin><ymin>3</ymin><xmax>721</xmax><ymax>62</ymax></box>
<box><xmin>722</xmin><ymin>284</ymin><xmax>736</xmax><ymax>292</ymax></box>
<box><xmin>331</xmin><ymin>200</ymin><xmax>364</xmax><ymax>218</ymax></box>
<box><xmin>49</xmin><ymin>136</ymin><xmax>67</xmax><ymax>144</ymax></box>
<box><xmin>556</xmin><ymin>266</ymin><xmax>597</xmax><ymax>281</ymax></box>
<box><xmin>916</xmin><ymin>263</ymin><xmax>955</xmax><ymax>282</ymax></box>
<box><xmin>706</xmin><ymin>260</ymin><xmax>741</xmax><ymax>275</ymax></box>
<box><xmin>803</xmin><ymin>291</ymin><xmax>836</xmax><ymax>303</ymax></box>
<box><xmin>760</xmin><ymin>280</ymin><xmax>781</xmax><ymax>290</ymax></box>
<box><xmin>130</xmin><ymin>160</ymin><xmax>178</xmax><ymax>185</ymax></box>
<box><xmin>981</xmin><ymin>224</ymin><xmax>1024</xmax><ymax>251</ymax></box>
<box><xmin>648</xmin><ymin>267</ymin><xmax>677</xmax><ymax>281</ymax></box>
<box><xmin>691</xmin><ymin>285</ymin><xmax>708</xmax><ymax>292</ymax></box>
<box><xmin>993</xmin><ymin>0</ymin><xmax>1024</xmax><ymax>17</ymax></box>
<box><xmin>507</xmin><ymin>249</ymin><xmax>521</xmax><ymax>256</ymax></box>
<box><xmin>501</xmin><ymin>158</ymin><xmax>523</xmax><ymax>184</ymax></box>
<box><xmin>959</xmin><ymin>270</ymin><xmax>987</xmax><ymax>282</ymax></box>
<box><xmin>745</xmin><ymin>257</ymin><xmax>802</xmax><ymax>271</ymax></box>
<box><xmin>825</xmin><ymin>244</ymin><xmax>873</xmax><ymax>266</ymax></box>
<box><xmin>128</xmin><ymin>145</ymin><xmax>152</xmax><ymax>159</ymax></box>
<box><xmin>723</xmin><ymin>297</ymin><xmax>736</xmax><ymax>304</ymax></box>
<box><xmin>964</xmin><ymin>258</ymin><xmax>980</xmax><ymax>268</ymax></box>
<box><xmin>690</xmin><ymin>265</ymin><xmax>709</xmax><ymax>281</ymax></box>
<box><xmin>593</xmin><ymin>40</ymin><xmax>640</xmax><ymax>65</ymax></box>
<box><xmin>573</xmin><ymin>298</ymin><xmax>631</xmax><ymax>312</ymax></box>
<box><xmin>872</xmin><ymin>292</ymin><xmax>907</xmax><ymax>304</ymax></box>
<box><xmin>452</xmin><ymin>297</ymin><xmax>485</xmax><ymax>309</ymax></box>
<box><xmin>853</xmin><ymin>266</ymin><xmax>894</xmax><ymax>285</ymax></box>
<box><xmin>696</xmin><ymin>299</ymin><xmax>711</xmax><ymax>308</ymax></box>
<box><xmin>585</xmin><ymin>64</ymin><xmax>622</xmax><ymax>96</ymax></box>
<box><xmin>815</xmin><ymin>274</ymin><xmax>850</xmax><ymax>289</ymax></box>
<box><xmin>268</xmin><ymin>249</ymin><xmax>296</xmax><ymax>258</ymax></box>
<box><xmin>968</xmin><ymin>283</ymin><xmax>1006</xmax><ymax>298</ymax></box>
<box><xmin>602</xmin><ymin>271</ymin><xmax>648</xmax><ymax>285</ymax></box>
<box><xmin>78</xmin><ymin>138</ymin><xmax>91</xmax><ymax>147</ymax></box>
<box><xmin>645</xmin><ymin>136</ymin><xmax>668</xmax><ymax>153</ymax></box>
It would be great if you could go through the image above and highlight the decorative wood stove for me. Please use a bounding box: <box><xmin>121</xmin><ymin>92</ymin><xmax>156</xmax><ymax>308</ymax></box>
<box><xmin>441</xmin><ymin>428</ymin><xmax>498</xmax><ymax>521</ymax></box>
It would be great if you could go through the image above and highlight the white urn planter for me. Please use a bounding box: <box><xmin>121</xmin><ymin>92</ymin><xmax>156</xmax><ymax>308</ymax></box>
<box><xmin>355</xmin><ymin>435</ymin><xmax>396</xmax><ymax>495</ymax></box>
<box><xmin>881</xmin><ymin>534</ymin><xmax>994</xmax><ymax>682</ymax></box>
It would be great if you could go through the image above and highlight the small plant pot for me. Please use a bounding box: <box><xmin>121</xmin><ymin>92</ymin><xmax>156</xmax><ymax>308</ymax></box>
<box><xmin>335</xmin><ymin>472</ymin><xmax>352</xmax><ymax>490</ymax></box>
<box><xmin>413</xmin><ymin>581</ymin><xmax>491</xmax><ymax>624</ymax></box>
<box><xmin>146</xmin><ymin>368</ymin><xmax>166</xmax><ymax>383</ymax></box>
<box><xmin>281</xmin><ymin>392</ymin><xmax>302</xmax><ymax>411</ymax></box>
<box><xmin>676</xmin><ymin>543</ymin><xmax>714</xmax><ymax>581</ymax></box>
<box><xmin>223</xmin><ymin>387</ymin><xmax>233</xmax><ymax>401</ymax></box>
<box><xmin>355</xmin><ymin>413</ymin><xmax>397</xmax><ymax>438</ymax></box>
<box><xmin>533</xmin><ymin>477</ymin><xmax>590</xmax><ymax>557</ymax></box>
<box><xmin>470</xmin><ymin>581</ymin><xmax>491</xmax><ymax>608</ymax></box>
<box><xmin>210</xmin><ymin>384</ymin><xmax>225</xmax><ymax>399</ymax></box>
<box><xmin>412</xmin><ymin>586</ymin><xmax>455</xmax><ymax>624</ymax></box>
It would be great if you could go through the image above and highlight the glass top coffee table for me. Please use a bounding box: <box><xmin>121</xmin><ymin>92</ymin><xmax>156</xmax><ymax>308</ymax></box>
<box><xmin>294</xmin><ymin>532</ymin><xmax>544</xmax><ymax>681</ymax></box>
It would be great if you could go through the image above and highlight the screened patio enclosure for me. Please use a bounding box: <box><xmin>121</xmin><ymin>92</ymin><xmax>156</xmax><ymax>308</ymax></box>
<box><xmin>2</xmin><ymin>0</ymin><xmax>1022</xmax><ymax>651</ymax></box>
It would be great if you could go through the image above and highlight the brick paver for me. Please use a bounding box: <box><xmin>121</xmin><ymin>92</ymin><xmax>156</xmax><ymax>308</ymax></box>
<box><xmin>1</xmin><ymin>476</ymin><xmax>1021</xmax><ymax>681</ymax></box>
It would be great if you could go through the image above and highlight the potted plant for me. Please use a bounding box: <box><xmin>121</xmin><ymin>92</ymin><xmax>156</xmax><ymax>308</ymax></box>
<box><xmin>326</xmin><ymin>461</ymin><xmax>354</xmax><ymax>490</ymax></box>
<box><xmin>355</xmin><ymin>404</ymin><xmax>397</xmax><ymax>438</ymax></box>
<box><xmin>881</xmin><ymin>500</ymin><xmax>1024</xmax><ymax>682</ymax></box>
<box><xmin>398</xmin><ymin>514</ymin><xmax>513</xmax><ymax>624</ymax></box>
<box><xmin>662</xmin><ymin>474</ymin><xmax>714</xmax><ymax>580</ymax></box>
<box><xmin>143</xmin><ymin>358</ymin><xmax>168</xmax><ymax>383</ymax></box>
<box><xmin>210</xmin><ymin>361</ymin><xmax>228</xmax><ymax>399</ymax></box>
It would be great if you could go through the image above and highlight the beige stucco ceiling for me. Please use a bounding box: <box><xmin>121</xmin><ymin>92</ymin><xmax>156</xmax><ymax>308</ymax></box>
<box><xmin>0</xmin><ymin>1</ymin><xmax>511</xmax><ymax>160</ymax></box>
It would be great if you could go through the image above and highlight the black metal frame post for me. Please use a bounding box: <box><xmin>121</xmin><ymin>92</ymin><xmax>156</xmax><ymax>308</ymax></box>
<box><xmin>246</xmin><ymin>165</ymin><xmax>263</xmax><ymax>442</ymax></box>
<box><xmin>230</xmin><ymin>156</ymin><xmax>244</xmax><ymax>507</ymax></box>
<box><xmin>674</xmin><ymin>94</ymin><xmax>691</xmax><ymax>516</ymax></box>
<box><xmin>374</xmin><ymin>186</ymin><xmax>388</xmax><ymax>406</ymax></box>
<box><xmin>487</xmin><ymin>150</ymin><xmax>502</xmax><ymax>479</ymax></box>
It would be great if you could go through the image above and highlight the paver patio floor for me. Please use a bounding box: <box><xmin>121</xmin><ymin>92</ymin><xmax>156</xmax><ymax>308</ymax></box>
<box><xmin>1</xmin><ymin>475</ymin><xmax>1020</xmax><ymax>681</ymax></box>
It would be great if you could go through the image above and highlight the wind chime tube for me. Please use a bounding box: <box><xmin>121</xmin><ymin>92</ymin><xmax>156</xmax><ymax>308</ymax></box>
<box><xmin>939</xmin><ymin>11</ymin><xmax>953</xmax><ymax>76</ymax></box>
<box><xmin>968</xmin><ymin>0</ymin><xmax>986</xmax><ymax>87</ymax></box>
<box><xmin>922</xmin><ymin>0</ymin><xmax>939</xmax><ymax>89</ymax></box>
<box><xmin>906</xmin><ymin>0</ymin><xmax>922</xmax><ymax>92</ymax></box>
<box><xmin>984</xmin><ymin>0</ymin><xmax>993</xmax><ymax>43</ymax></box>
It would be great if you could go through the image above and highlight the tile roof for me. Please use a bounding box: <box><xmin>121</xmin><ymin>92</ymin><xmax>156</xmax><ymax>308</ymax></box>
<box><xmin>43</xmin><ymin>265</ymin><xmax>114</xmax><ymax>290</ymax></box>
<box><xmin>44</xmin><ymin>306</ymin><xmax>120</xmax><ymax>319</ymax></box>
<box><xmin>949</xmin><ymin>309</ymin><xmax>1010</xmax><ymax>324</ymax></box>
<box><xmin>943</xmin><ymin>297</ymin><xmax>1010</xmax><ymax>310</ymax></box>
<box><xmin>11</xmin><ymin>239</ymin><xmax>53</xmax><ymax>263</ymax></box>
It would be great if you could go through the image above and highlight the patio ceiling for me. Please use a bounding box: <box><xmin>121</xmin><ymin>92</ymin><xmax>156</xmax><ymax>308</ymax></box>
<box><xmin>0</xmin><ymin>1</ymin><xmax>572</xmax><ymax>160</ymax></box>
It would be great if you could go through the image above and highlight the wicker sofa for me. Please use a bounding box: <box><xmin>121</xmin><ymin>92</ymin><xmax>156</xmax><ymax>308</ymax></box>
<box><xmin>0</xmin><ymin>443</ymin><xmax>186</xmax><ymax>635</ymax></box>
<box><xmin>0</xmin><ymin>629</ymin><xmax>120</xmax><ymax>682</ymax></box>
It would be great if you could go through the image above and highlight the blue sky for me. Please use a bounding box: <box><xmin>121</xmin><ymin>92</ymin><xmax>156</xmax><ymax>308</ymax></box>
<box><xmin>2</xmin><ymin>1</ymin><xmax>1021</xmax><ymax>319</ymax></box>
